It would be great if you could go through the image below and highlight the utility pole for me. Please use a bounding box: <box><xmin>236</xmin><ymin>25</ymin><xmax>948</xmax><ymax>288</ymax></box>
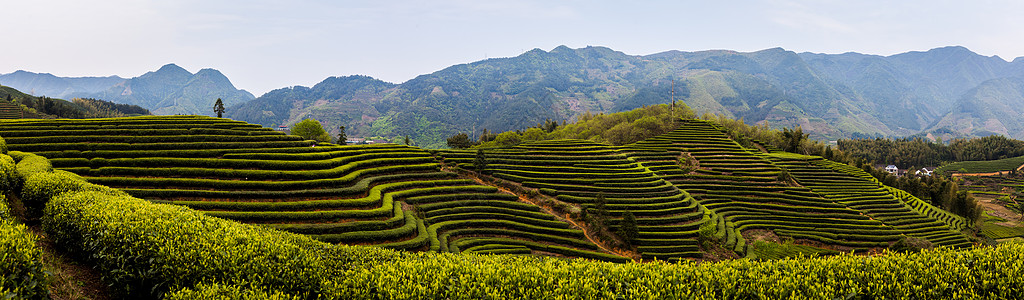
<box><xmin>671</xmin><ymin>79</ymin><xmax>676</xmax><ymax>123</ymax></box>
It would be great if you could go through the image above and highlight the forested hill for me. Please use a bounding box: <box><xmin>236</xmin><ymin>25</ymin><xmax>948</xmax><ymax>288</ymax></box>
<box><xmin>0</xmin><ymin>85</ymin><xmax>151</xmax><ymax>118</ymax></box>
<box><xmin>226</xmin><ymin>45</ymin><xmax>1024</xmax><ymax>148</ymax></box>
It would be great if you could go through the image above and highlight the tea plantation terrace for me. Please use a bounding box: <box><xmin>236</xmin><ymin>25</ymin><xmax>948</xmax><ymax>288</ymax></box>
<box><xmin>437</xmin><ymin>139</ymin><xmax>706</xmax><ymax>261</ymax></box>
<box><xmin>0</xmin><ymin>116</ymin><xmax>625</xmax><ymax>262</ymax></box>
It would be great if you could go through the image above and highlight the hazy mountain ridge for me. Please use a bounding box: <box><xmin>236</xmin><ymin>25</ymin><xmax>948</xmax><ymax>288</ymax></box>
<box><xmin>1</xmin><ymin>64</ymin><xmax>254</xmax><ymax>116</ymax></box>
<box><xmin>233</xmin><ymin>45</ymin><xmax>1024</xmax><ymax>147</ymax></box>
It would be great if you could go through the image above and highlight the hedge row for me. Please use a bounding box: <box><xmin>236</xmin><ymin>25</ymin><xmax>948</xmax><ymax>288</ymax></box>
<box><xmin>0</xmin><ymin>192</ymin><xmax>49</xmax><ymax>300</ymax></box>
<box><xmin>11</xmin><ymin>140</ymin><xmax>315</xmax><ymax>152</ymax></box>
<box><xmin>79</xmin><ymin>156</ymin><xmax>438</xmax><ymax>180</ymax></box>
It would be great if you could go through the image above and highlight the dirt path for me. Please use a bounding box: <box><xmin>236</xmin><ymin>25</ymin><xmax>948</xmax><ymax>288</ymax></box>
<box><xmin>456</xmin><ymin>171</ymin><xmax>637</xmax><ymax>260</ymax></box>
<box><xmin>6</xmin><ymin>193</ymin><xmax>111</xmax><ymax>300</ymax></box>
<box><xmin>976</xmin><ymin>195</ymin><xmax>1023</xmax><ymax>227</ymax></box>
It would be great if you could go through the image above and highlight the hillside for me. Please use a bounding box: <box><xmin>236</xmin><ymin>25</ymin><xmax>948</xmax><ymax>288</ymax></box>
<box><xmin>0</xmin><ymin>84</ymin><xmax>150</xmax><ymax>119</ymax></box>
<box><xmin>2</xmin><ymin>115</ymin><xmax>1020</xmax><ymax>298</ymax></box>
<box><xmin>225</xmin><ymin>46</ymin><xmax>1024</xmax><ymax>148</ymax></box>
<box><xmin>0</xmin><ymin>114</ymin><xmax>990</xmax><ymax>261</ymax></box>
<box><xmin>1</xmin><ymin>64</ymin><xmax>254</xmax><ymax>116</ymax></box>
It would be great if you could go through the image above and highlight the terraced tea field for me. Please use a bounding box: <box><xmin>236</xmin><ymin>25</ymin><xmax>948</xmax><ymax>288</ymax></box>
<box><xmin>437</xmin><ymin>140</ymin><xmax>705</xmax><ymax>261</ymax></box>
<box><xmin>0</xmin><ymin>116</ymin><xmax>624</xmax><ymax>261</ymax></box>
<box><xmin>0</xmin><ymin>115</ymin><xmax>979</xmax><ymax>263</ymax></box>
<box><xmin>769</xmin><ymin>155</ymin><xmax>973</xmax><ymax>248</ymax></box>
<box><xmin>628</xmin><ymin>120</ymin><xmax>917</xmax><ymax>253</ymax></box>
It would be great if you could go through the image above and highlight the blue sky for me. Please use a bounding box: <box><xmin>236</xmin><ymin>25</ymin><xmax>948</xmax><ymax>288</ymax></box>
<box><xmin>2</xmin><ymin>0</ymin><xmax>1023</xmax><ymax>96</ymax></box>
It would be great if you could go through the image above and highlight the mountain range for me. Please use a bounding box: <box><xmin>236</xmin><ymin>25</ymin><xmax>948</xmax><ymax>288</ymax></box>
<box><xmin>227</xmin><ymin>45</ymin><xmax>1024</xmax><ymax>147</ymax></box>
<box><xmin>4</xmin><ymin>46</ymin><xmax>1024</xmax><ymax>147</ymax></box>
<box><xmin>0</xmin><ymin>64</ymin><xmax>254</xmax><ymax>116</ymax></box>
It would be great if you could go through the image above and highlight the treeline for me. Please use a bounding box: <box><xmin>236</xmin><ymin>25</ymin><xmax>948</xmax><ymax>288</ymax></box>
<box><xmin>18</xmin><ymin>96</ymin><xmax>151</xmax><ymax>119</ymax></box>
<box><xmin>447</xmin><ymin>102</ymin><xmax>695</xmax><ymax>148</ymax></box>
<box><xmin>837</xmin><ymin>136</ymin><xmax>1024</xmax><ymax>168</ymax></box>
<box><xmin>1</xmin><ymin>85</ymin><xmax>150</xmax><ymax>119</ymax></box>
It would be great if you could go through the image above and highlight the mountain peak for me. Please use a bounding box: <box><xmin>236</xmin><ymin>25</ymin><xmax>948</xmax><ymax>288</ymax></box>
<box><xmin>551</xmin><ymin>45</ymin><xmax>573</xmax><ymax>53</ymax></box>
<box><xmin>156</xmin><ymin>63</ymin><xmax>190</xmax><ymax>74</ymax></box>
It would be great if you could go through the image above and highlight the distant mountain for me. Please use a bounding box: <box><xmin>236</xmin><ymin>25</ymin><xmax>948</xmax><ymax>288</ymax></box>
<box><xmin>232</xmin><ymin>45</ymin><xmax>1024</xmax><ymax>148</ymax></box>
<box><xmin>1</xmin><ymin>64</ymin><xmax>255</xmax><ymax>116</ymax></box>
<box><xmin>0</xmin><ymin>71</ymin><xmax>124</xmax><ymax>98</ymax></box>
<box><xmin>926</xmin><ymin>77</ymin><xmax>1024</xmax><ymax>140</ymax></box>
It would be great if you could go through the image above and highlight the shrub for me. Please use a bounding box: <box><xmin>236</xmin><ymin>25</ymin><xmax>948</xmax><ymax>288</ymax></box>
<box><xmin>164</xmin><ymin>283</ymin><xmax>302</xmax><ymax>300</ymax></box>
<box><xmin>890</xmin><ymin>237</ymin><xmax>934</xmax><ymax>253</ymax></box>
<box><xmin>43</xmin><ymin>190</ymin><xmax>398</xmax><ymax>298</ymax></box>
<box><xmin>0</xmin><ymin>196</ymin><xmax>49</xmax><ymax>300</ymax></box>
<box><xmin>21</xmin><ymin>169</ymin><xmax>125</xmax><ymax>219</ymax></box>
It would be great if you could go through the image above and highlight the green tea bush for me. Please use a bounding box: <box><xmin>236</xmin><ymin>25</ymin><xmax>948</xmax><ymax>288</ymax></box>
<box><xmin>0</xmin><ymin>195</ymin><xmax>49</xmax><ymax>300</ymax></box>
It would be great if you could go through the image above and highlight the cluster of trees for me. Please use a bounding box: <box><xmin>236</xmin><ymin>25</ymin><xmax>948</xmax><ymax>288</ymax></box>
<box><xmin>838</xmin><ymin>136</ymin><xmax>1024</xmax><ymax>168</ymax></box>
<box><xmin>73</xmin><ymin>98</ymin><xmax>151</xmax><ymax>117</ymax></box>
<box><xmin>447</xmin><ymin>119</ymin><xmax>565</xmax><ymax>149</ymax></box>
<box><xmin>5</xmin><ymin>93</ymin><xmax>150</xmax><ymax>119</ymax></box>
<box><xmin>447</xmin><ymin>103</ymin><xmax>695</xmax><ymax>149</ymax></box>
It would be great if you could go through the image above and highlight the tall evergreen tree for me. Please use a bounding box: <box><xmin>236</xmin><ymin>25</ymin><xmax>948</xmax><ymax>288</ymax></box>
<box><xmin>337</xmin><ymin>126</ymin><xmax>347</xmax><ymax>144</ymax></box>
<box><xmin>213</xmin><ymin>98</ymin><xmax>225</xmax><ymax>118</ymax></box>
<box><xmin>617</xmin><ymin>211</ymin><xmax>639</xmax><ymax>244</ymax></box>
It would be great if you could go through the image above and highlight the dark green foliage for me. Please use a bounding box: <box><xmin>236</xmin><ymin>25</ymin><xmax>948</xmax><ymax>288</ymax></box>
<box><xmin>214</xmin><ymin>98</ymin><xmax>225</xmax><ymax>118</ymax></box>
<box><xmin>73</xmin><ymin>98</ymin><xmax>151</xmax><ymax>117</ymax></box>
<box><xmin>839</xmin><ymin>135</ymin><xmax>1024</xmax><ymax>168</ymax></box>
<box><xmin>592</xmin><ymin>192</ymin><xmax>608</xmax><ymax>226</ymax></box>
<box><xmin>446</xmin><ymin>132</ymin><xmax>472</xmax><ymax>149</ymax></box>
<box><xmin>337</xmin><ymin>126</ymin><xmax>347</xmax><ymax>144</ymax></box>
<box><xmin>781</xmin><ymin>127</ymin><xmax>807</xmax><ymax>153</ymax></box>
<box><xmin>889</xmin><ymin>237</ymin><xmax>934</xmax><ymax>253</ymax></box>
<box><xmin>474</xmin><ymin>149</ymin><xmax>487</xmax><ymax>173</ymax></box>
<box><xmin>616</xmin><ymin>211</ymin><xmax>639</xmax><ymax>244</ymax></box>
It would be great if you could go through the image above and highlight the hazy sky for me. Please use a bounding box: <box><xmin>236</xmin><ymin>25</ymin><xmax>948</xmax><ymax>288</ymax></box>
<box><xmin>3</xmin><ymin>0</ymin><xmax>1023</xmax><ymax>96</ymax></box>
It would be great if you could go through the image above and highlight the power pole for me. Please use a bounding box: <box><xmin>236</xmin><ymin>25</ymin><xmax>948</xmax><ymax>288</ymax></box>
<box><xmin>671</xmin><ymin>79</ymin><xmax>676</xmax><ymax>123</ymax></box>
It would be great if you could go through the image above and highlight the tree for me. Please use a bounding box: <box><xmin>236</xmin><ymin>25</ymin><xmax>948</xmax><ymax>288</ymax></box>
<box><xmin>447</xmin><ymin>133</ymin><xmax>473</xmax><ymax>149</ymax></box>
<box><xmin>292</xmin><ymin>119</ymin><xmax>331</xmax><ymax>143</ymax></box>
<box><xmin>337</xmin><ymin>126</ymin><xmax>347</xmax><ymax>144</ymax></box>
<box><xmin>4</xmin><ymin>94</ymin><xmax>11</xmax><ymax>102</ymax></box>
<box><xmin>213</xmin><ymin>98</ymin><xmax>225</xmax><ymax>118</ymax></box>
<box><xmin>474</xmin><ymin>149</ymin><xmax>487</xmax><ymax>173</ymax></box>
<box><xmin>593</xmin><ymin>193</ymin><xmax>608</xmax><ymax>226</ymax></box>
<box><xmin>617</xmin><ymin>211</ymin><xmax>639</xmax><ymax>244</ymax></box>
<box><xmin>404</xmin><ymin>135</ymin><xmax>412</xmax><ymax>145</ymax></box>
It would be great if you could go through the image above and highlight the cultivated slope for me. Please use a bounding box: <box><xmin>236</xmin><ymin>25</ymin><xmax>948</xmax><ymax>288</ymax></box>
<box><xmin>0</xmin><ymin>116</ymin><xmax>976</xmax><ymax>260</ymax></box>
<box><xmin>0</xmin><ymin>115</ymin><xmax>624</xmax><ymax>262</ymax></box>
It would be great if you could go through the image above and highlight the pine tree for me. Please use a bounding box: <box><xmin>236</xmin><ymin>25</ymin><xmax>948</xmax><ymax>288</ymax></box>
<box><xmin>213</xmin><ymin>98</ymin><xmax>225</xmax><ymax>118</ymax></box>
<box><xmin>474</xmin><ymin>149</ymin><xmax>487</xmax><ymax>173</ymax></box>
<box><xmin>594</xmin><ymin>192</ymin><xmax>608</xmax><ymax>226</ymax></box>
<box><xmin>337</xmin><ymin>126</ymin><xmax>347</xmax><ymax>144</ymax></box>
<box><xmin>617</xmin><ymin>211</ymin><xmax>639</xmax><ymax>244</ymax></box>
